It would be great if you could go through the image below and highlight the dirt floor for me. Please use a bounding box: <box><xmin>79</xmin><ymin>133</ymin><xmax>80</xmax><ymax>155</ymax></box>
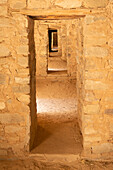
<box><xmin>1</xmin><ymin>157</ymin><xmax>113</xmax><ymax>170</ymax></box>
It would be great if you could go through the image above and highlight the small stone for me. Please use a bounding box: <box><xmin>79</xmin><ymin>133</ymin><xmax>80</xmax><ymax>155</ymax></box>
<box><xmin>0</xmin><ymin>45</ymin><xmax>10</xmax><ymax>57</ymax></box>
<box><xmin>84</xmin><ymin>136</ymin><xmax>101</xmax><ymax>142</ymax></box>
<box><xmin>83</xmin><ymin>104</ymin><xmax>100</xmax><ymax>114</ymax></box>
<box><xmin>92</xmin><ymin>143</ymin><xmax>113</xmax><ymax>154</ymax></box>
<box><xmin>55</xmin><ymin>0</ymin><xmax>82</xmax><ymax>8</ymax></box>
<box><xmin>16</xmin><ymin>45</ymin><xmax>29</xmax><ymax>55</ymax></box>
<box><xmin>15</xmin><ymin>77</ymin><xmax>30</xmax><ymax>84</ymax></box>
<box><xmin>0</xmin><ymin>113</ymin><xmax>25</xmax><ymax>124</ymax></box>
<box><xmin>105</xmin><ymin>109</ymin><xmax>113</xmax><ymax>114</ymax></box>
<box><xmin>13</xmin><ymin>85</ymin><xmax>30</xmax><ymax>94</ymax></box>
<box><xmin>0</xmin><ymin>0</ymin><xmax>7</xmax><ymax>4</ymax></box>
<box><xmin>5</xmin><ymin>125</ymin><xmax>24</xmax><ymax>133</ymax></box>
<box><xmin>0</xmin><ymin>6</ymin><xmax>7</xmax><ymax>16</ymax></box>
<box><xmin>0</xmin><ymin>18</ymin><xmax>11</xmax><ymax>27</ymax></box>
<box><xmin>10</xmin><ymin>0</ymin><xmax>26</xmax><ymax>9</ymax></box>
<box><xmin>84</xmin><ymin>0</ymin><xmax>108</xmax><ymax>8</ymax></box>
<box><xmin>0</xmin><ymin>149</ymin><xmax>7</xmax><ymax>156</ymax></box>
<box><xmin>85</xmin><ymin>80</ymin><xmax>108</xmax><ymax>90</ymax></box>
<box><xmin>84</xmin><ymin>47</ymin><xmax>108</xmax><ymax>58</ymax></box>
<box><xmin>0</xmin><ymin>102</ymin><xmax>5</xmax><ymax>110</ymax></box>
<box><xmin>17</xmin><ymin>57</ymin><xmax>28</xmax><ymax>68</ymax></box>
<box><xmin>0</xmin><ymin>74</ymin><xmax>6</xmax><ymax>85</ymax></box>
<box><xmin>17</xmin><ymin>94</ymin><xmax>30</xmax><ymax>104</ymax></box>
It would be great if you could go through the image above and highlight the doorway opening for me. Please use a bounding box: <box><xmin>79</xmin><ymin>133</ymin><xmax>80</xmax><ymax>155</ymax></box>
<box><xmin>30</xmin><ymin>18</ymin><xmax>83</xmax><ymax>155</ymax></box>
<box><xmin>49</xmin><ymin>29</ymin><xmax>58</xmax><ymax>52</ymax></box>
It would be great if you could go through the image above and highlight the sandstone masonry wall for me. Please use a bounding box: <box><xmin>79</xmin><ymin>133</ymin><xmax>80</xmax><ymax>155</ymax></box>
<box><xmin>0</xmin><ymin>0</ymin><xmax>113</xmax><ymax>158</ymax></box>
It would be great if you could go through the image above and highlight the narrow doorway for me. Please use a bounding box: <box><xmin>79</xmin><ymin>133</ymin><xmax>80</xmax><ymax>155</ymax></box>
<box><xmin>31</xmin><ymin>19</ymin><xmax>83</xmax><ymax>154</ymax></box>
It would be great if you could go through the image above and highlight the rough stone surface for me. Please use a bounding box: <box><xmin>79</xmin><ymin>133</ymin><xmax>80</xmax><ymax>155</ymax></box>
<box><xmin>0</xmin><ymin>102</ymin><xmax>5</xmax><ymax>110</ymax></box>
<box><xmin>0</xmin><ymin>0</ymin><xmax>113</xmax><ymax>160</ymax></box>
<box><xmin>55</xmin><ymin>0</ymin><xmax>82</xmax><ymax>8</ymax></box>
<box><xmin>84</xmin><ymin>0</ymin><xmax>109</xmax><ymax>8</ymax></box>
<box><xmin>0</xmin><ymin>113</ymin><xmax>25</xmax><ymax>124</ymax></box>
<box><xmin>10</xmin><ymin>0</ymin><xmax>26</xmax><ymax>9</ymax></box>
<box><xmin>0</xmin><ymin>45</ymin><xmax>10</xmax><ymax>57</ymax></box>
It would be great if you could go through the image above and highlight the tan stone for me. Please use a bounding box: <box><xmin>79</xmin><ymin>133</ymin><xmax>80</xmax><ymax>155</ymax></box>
<box><xmin>85</xmin><ymin>80</ymin><xmax>108</xmax><ymax>90</ymax></box>
<box><xmin>0</xmin><ymin>74</ymin><xmax>6</xmax><ymax>85</ymax></box>
<box><xmin>84</xmin><ymin>136</ymin><xmax>101</xmax><ymax>142</ymax></box>
<box><xmin>0</xmin><ymin>102</ymin><xmax>5</xmax><ymax>110</ymax></box>
<box><xmin>0</xmin><ymin>18</ymin><xmax>11</xmax><ymax>27</ymax></box>
<box><xmin>0</xmin><ymin>149</ymin><xmax>7</xmax><ymax>156</ymax></box>
<box><xmin>16</xmin><ymin>45</ymin><xmax>29</xmax><ymax>55</ymax></box>
<box><xmin>92</xmin><ymin>143</ymin><xmax>113</xmax><ymax>154</ymax></box>
<box><xmin>84</xmin><ymin>47</ymin><xmax>108</xmax><ymax>58</ymax></box>
<box><xmin>15</xmin><ymin>77</ymin><xmax>30</xmax><ymax>85</ymax></box>
<box><xmin>17</xmin><ymin>57</ymin><xmax>28</xmax><ymax>68</ymax></box>
<box><xmin>0</xmin><ymin>45</ymin><xmax>10</xmax><ymax>57</ymax></box>
<box><xmin>5</xmin><ymin>125</ymin><xmax>24</xmax><ymax>133</ymax></box>
<box><xmin>83</xmin><ymin>104</ymin><xmax>100</xmax><ymax>114</ymax></box>
<box><xmin>0</xmin><ymin>6</ymin><xmax>7</xmax><ymax>16</ymax></box>
<box><xmin>0</xmin><ymin>0</ymin><xmax>7</xmax><ymax>4</ymax></box>
<box><xmin>10</xmin><ymin>0</ymin><xmax>26</xmax><ymax>9</ymax></box>
<box><xmin>17</xmin><ymin>95</ymin><xmax>30</xmax><ymax>104</ymax></box>
<box><xmin>84</xmin><ymin>127</ymin><xmax>97</xmax><ymax>135</ymax></box>
<box><xmin>84</xmin><ymin>0</ymin><xmax>108</xmax><ymax>8</ymax></box>
<box><xmin>13</xmin><ymin>85</ymin><xmax>30</xmax><ymax>94</ymax></box>
<box><xmin>0</xmin><ymin>113</ymin><xmax>25</xmax><ymax>124</ymax></box>
<box><xmin>85</xmin><ymin>71</ymin><xmax>107</xmax><ymax>80</ymax></box>
<box><xmin>55</xmin><ymin>0</ymin><xmax>82</xmax><ymax>8</ymax></box>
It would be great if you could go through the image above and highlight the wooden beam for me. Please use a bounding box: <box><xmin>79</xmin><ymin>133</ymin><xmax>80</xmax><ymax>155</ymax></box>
<box><xmin>12</xmin><ymin>8</ymin><xmax>105</xmax><ymax>19</ymax></box>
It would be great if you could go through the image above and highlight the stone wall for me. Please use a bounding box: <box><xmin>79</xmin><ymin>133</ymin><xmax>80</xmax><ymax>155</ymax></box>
<box><xmin>34</xmin><ymin>19</ymin><xmax>78</xmax><ymax>77</ymax></box>
<box><xmin>0</xmin><ymin>2</ymin><xmax>30</xmax><ymax>156</ymax></box>
<box><xmin>0</xmin><ymin>0</ymin><xmax>113</xmax><ymax>158</ymax></box>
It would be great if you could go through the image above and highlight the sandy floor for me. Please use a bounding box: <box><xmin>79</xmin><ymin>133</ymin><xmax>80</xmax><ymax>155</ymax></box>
<box><xmin>32</xmin><ymin>77</ymin><xmax>82</xmax><ymax>155</ymax></box>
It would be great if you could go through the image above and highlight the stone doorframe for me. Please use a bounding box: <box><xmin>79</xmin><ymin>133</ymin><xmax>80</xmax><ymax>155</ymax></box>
<box><xmin>13</xmin><ymin>8</ymin><xmax>107</xmax><ymax>156</ymax></box>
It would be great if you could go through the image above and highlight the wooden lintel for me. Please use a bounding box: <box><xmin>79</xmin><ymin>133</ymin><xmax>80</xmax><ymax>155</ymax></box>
<box><xmin>12</xmin><ymin>8</ymin><xmax>106</xmax><ymax>19</ymax></box>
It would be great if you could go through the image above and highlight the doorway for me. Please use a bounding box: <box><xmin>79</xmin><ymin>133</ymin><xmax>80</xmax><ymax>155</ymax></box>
<box><xmin>30</xmin><ymin>18</ymin><xmax>83</xmax><ymax>154</ymax></box>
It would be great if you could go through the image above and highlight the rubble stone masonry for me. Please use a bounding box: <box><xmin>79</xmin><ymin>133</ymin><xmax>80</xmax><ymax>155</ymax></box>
<box><xmin>0</xmin><ymin>0</ymin><xmax>113</xmax><ymax>158</ymax></box>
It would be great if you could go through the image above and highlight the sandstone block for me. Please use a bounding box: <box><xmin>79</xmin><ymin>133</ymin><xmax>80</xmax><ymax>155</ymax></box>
<box><xmin>108</xmin><ymin>39</ymin><xmax>113</xmax><ymax>47</ymax></box>
<box><xmin>0</xmin><ymin>18</ymin><xmax>11</xmax><ymax>27</ymax></box>
<box><xmin>0</xmin><ymin>102</ymin><xmax>5</xmax><ymax>110</ymax></box>
<box><xmin>55</xmin><ymin>0</ymin><xmax>82</xmax><ymax>8</ymax></box>
<box><xmin>17</xmin><ymin>57</ymin><xmax>28</xmax><ymax>68</ymax></box>
<box><xmin>0</xmin><ymin>149</ymin><xmax>7</xmax><ymax>156</ymax></box>
<box><xmin>85</xmin><ymin>71</ymin><xmax>107</xmax><ymax>80</ymax></box>
<box><xmin>28</xmin><ymin>0</ymin><xmax>51</xmax><ymax>9</ymax></box>
<box><xmin>85</xmin><ymin>80</ymin><xmax>108</xmax><ymax>90</ymax></box>
<box><xmin>0</xmin><ymin>74</ymin><xmax>6</xmax><ymax>85</ymax></box>
<box><xmin>10</xmin><ymin>0</ymin><xmax>26</xmax><ymax>9</ymax></box>
<box><xmin>85</xmin><ymin>92</ymin><xmax>99</xmax><ymax>102</ymax></box>
<box><xmin>84</xmin><ymin>36</ymin><xmax>107</xmax><ymax>46</ymax></box>
<box><xmin>105</xmin><ymin>109</ymin><xmax>113</xmax><ymax>114</ymax></box>
<box><xmin>84</xmin><ymin>47</ymin><xmax>108</xmax><ymax>58</ymax></box>
<box><xmin>92</xmin><ymin>143</ymin><xmax>113</xmax><ymax>154</ymax></box>
<box><xmin>5</xmin><ymin>125</ymin><xmax>24</xmax><ymax>133</ymax></box>
<box><xmin>84</xmin><ymin>127</ymin><xmax>97</xmax><ymax>135</ymax></box>
<box><xmin>83</xmin><ymin>104</ymin><xmax>100</xmax><ymax>114</ymax></box>
<box><xmin>0</xmin><ymin>113</ymin><xmax>25</xmax><ymax>124</ymax></box>
<box><xmin>13</xmin><ymin>85</ymin><xmax>30</xmax><ymax>94</ymax></box>
<box><xmin>16</xmin><ymin>45</ymin><xmax>29</xmax><ymax>55</ymax></box>
<box><xmin>84</xmin><ymin>0</ymin><xmax>108</xmax><ymax>8</ymax></box>
<box><xmin>15</xmin><ymin>77</ymin><xmax>30</xmax><ymax>84</ymax></box>
<box><xmin>85</xmin><ymin>15</ymin><xmax>106</xmax><ymax>25</ymax></box>
<box><xmin>0</xmin><ymin>6</ymin><xmax>7</xmax><ymax>16</ymax></box>
<box><xmin>0</xmin><ymin>45</ymin><xmax>10</xmax><ymax>57</ymax></box>
<box><xmin>84</xmin><ymin>136</ymin><xmax>101</xmax><ymax>142</ymax></box>
<box><xmin>0</xmin><ymin>0</ymin><xmax>7</xmax><ymax>4</ymax></box>
<box><xmin>17</xmin><ymin>94</ymin><xmax>30</xmax><ymax>104</ymax></box>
